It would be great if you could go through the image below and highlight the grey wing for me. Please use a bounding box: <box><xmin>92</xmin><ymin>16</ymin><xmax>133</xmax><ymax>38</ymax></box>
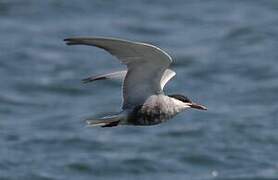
<box><xmin>64</xmin><ymin>37</ymin><xmax>172</xmax><ymax>109</ymax></box>
<box><xmin>83</xmin><ymin>69</ymin><xmax>175</xmax><ymax>89</ymax></box>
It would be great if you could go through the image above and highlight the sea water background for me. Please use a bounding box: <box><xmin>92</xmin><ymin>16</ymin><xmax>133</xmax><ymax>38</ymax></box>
<box><xmin>1</xmin><ymin>0</ymin><xmax>278</xmax><ymax>179</ymax></box>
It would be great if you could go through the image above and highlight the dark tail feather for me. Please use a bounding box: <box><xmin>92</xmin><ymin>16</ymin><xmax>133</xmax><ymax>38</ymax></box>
<box><xmin>86</xmin><ymin>119</ymin><xmax>120</xmax><ymax>127</ymax></box>
<box><xmin>86</xmin><ymin>114</ymin><xmax>122</xmax><ymax>127</ymax></box>
<box><xmin>86</xmin><ymin>112</ymin><xmax>127</xmax><ymax>128</ymax></box>
<box><xmin>101</xmin><ymin>120</ymin><xmax>120</xmax><ymax>127</ymax></box>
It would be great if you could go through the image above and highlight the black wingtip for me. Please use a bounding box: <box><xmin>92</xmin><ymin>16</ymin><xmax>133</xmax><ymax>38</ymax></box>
<box><xmin>64</xmin><ymin>38</ymin><xmax>74</xmax><ymax>45</ymax></box>
<box><xmin>63</xmin><ymin>38</ymin><xmax>71</xmax><ymax>42</ymax></box>
<box><xmin>82</xmin><ymin>76</ymin><xmax>107</xmax><ymax>84</ymax></box>
<box><xmin>82</xmin><ymin>78</ymin><xmax>92</xmax><ymax>84</ymax></box>
<box><xmin>64</xmin><ymin>38</ymin><xmax>80</xmax><ymax>45</ymax></box>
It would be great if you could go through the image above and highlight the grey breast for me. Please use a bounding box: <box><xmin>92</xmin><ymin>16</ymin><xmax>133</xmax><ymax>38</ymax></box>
<box><xmin>128</xmin><ymin>95</ymin><xmax>179</xmax><ymax>126</ymax></box>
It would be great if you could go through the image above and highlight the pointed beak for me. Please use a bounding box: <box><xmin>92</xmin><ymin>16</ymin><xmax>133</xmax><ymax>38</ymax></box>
<box><xmin>188</xmin><ymin>103</ymin><xmax>207</xmax><ymax>110</ymax></box>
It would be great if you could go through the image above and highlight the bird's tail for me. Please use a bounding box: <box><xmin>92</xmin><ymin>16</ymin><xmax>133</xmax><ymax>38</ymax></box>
<box><xmin>86</xmin><ymin>112</ymin><xmax>127</xmax><ymax>128</ymax></box>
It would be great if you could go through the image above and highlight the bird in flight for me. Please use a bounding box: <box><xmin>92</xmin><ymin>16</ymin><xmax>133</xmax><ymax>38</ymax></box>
<box><xmin>64</xmin><ymin>37</ymin><xmax>207</xmax><ymax>127</ymax></box>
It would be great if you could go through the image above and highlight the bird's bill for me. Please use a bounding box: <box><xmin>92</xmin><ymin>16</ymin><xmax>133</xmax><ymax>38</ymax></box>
<box><xmin>189</xmin><ymin>103</ymin><xmax>207</xmax><ymax>110</ymax></box>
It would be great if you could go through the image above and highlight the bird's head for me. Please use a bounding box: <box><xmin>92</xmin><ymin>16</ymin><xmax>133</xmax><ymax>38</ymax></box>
<box><xmin>168</xmin><ymin>94</ymin><xmax>207</xmax><ymax>110</ymax></box>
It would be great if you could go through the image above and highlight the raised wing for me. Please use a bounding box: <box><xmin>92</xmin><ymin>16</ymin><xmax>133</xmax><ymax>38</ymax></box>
<box><xmin>160</xmin><ymin>69</ymin><xmax>176</xmax><ymax>89</ymax></box>
<box><xmin>64</xmin><ymin>37</ymin><xmax>173</xmax><ymax>109</ymax></box>
<box><xmin>83</xmin><ymin>69</ymin><xmax>175</xmax><ymax>89</ymax></box>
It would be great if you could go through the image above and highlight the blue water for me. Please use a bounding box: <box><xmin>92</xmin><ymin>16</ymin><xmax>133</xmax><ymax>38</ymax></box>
<box><xmin>1</xmin><ymin>0</ymin><xmax>278</xmax><ymax>179</ymax></box>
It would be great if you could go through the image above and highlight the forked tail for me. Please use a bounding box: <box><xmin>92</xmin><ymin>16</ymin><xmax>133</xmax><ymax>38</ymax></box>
<box><xmin>86</xmin><ymin>112</ymin><xmax>127</xmax><ymax>127</ymax></box>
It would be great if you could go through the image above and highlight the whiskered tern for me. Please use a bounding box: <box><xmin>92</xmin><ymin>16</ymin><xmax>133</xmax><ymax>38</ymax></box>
<box><xmin>64</xmin><ymin>37</ymin><xmax>207</xmax><ymax>127</ymax></box>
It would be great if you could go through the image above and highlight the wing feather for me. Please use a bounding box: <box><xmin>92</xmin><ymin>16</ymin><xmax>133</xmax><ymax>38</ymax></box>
<box><xmin>82</xmin><ymin>70</ymin><xmax>127</xmax><ymax>83</ymax></box>
<box><xmin>82</xmin><ymin>69</ymin><xmax>175</xmax><ymax>90</ymax></box>
<box><xmin>64</xmin><ymin>37</ymin><xmax>173</xmax><ymax>109</ymax></box>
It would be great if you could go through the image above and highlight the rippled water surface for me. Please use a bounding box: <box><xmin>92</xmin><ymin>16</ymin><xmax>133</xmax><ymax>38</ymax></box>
<box><xmin>1</xmin><ymin>0</ymin><xmax>278</xmax><ymax>179</ymax></box>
